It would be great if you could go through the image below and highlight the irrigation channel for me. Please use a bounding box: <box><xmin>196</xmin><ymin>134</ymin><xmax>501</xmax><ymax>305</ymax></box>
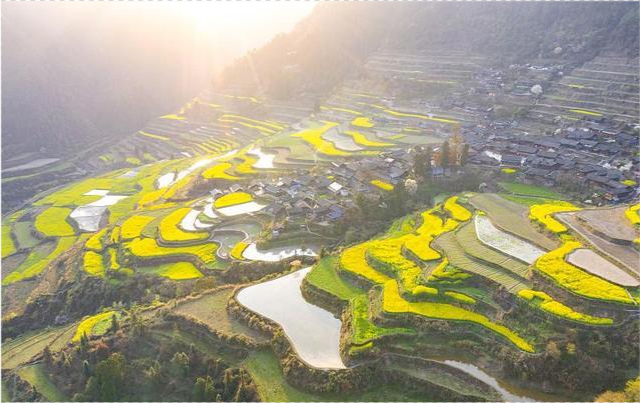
<box><xmin>237</xmin><ymin>267</ymin><xmax>574</xmax><ymax>401</ymax></box>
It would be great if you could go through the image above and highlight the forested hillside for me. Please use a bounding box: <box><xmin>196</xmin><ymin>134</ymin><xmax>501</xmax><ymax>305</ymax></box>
<box><xmin>220</xmin><ymin>2</ymin><xmax>639</xmax><ymax>98</ymax></box>
<box><xmin>1</xmin><ymin>4</ymin><xmax>210</xmax><ymax>159</ymax></box>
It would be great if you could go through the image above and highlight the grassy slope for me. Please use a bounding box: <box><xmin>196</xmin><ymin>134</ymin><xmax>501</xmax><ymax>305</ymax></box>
<box><xmin>305</xmin><ymin>256</ymin><xmax>365</xmax><ymax>301</ymax></box>
<box><xmin>173</xmin><ymin>288</ymin><xmax>269</xmax><ymax>342</ymax></box>
<box><xmin>18</xmin><ymin>364</ymin><xmax>67</xmax><ymax>402</ymax></box>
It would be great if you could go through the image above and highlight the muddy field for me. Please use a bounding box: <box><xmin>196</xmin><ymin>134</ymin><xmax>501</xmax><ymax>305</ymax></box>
<box><xmin>557</xmin><ymin>212</ymin><xmax>640</xmax><ymax>276</ymax></box>
<box><xmin>576</xmin><ymin>206</ymin><xmax>638</xmax><ymax>243</ymax></box>
<box><xmin>567</xmin><ymin>248</ymin><xmax>640</xmax><ymax>287</ymax></box>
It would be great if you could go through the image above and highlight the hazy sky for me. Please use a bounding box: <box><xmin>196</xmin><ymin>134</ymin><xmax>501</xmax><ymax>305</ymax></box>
<box><xmin>2</xmin><ymin>1</ymin><xmax>316</xmax><ymax>88</ymax></box>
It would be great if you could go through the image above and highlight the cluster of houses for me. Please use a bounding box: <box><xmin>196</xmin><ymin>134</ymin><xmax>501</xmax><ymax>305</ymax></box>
<box><xmin>465</xmin><ymin>120</ymin><xmax>639</xmax><ymax>202</ymax></box>
<box><xmin>207</xmin><ymin>150</ymin><xmax>417</xmax><ymax>230</ymax></box>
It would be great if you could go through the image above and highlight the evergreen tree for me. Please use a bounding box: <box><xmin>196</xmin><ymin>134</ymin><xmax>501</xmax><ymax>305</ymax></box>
<box><xmin>80</xmin><ymin>331</ymin><xmax>90</xmax><ymax>352</ymax></box>
<box><xmin>440</xmin><ymin>141</ymin><xmax>450</xmax><ymax>168</ymax></box>
<box><xmin>424</xmin><ymin>146</ymin><xmax>433</xmax><ymax>176</ymax></box>
<box><xmin>460</xmin><ymin>144</ymin><xmax>470</xmax><ymax>166</ymax></box>
<box><xmin>94</xmin><ymin>352</ymin><xmax>126</xmax><ymax>401</ymax></box>
<box><xmin>110</xmin><ymin>314</ymin><xmax>119</xmax><ymax>332</ymax></box>
<box><xmin>204</xmin><ymin>376</ymin><xmax>216</xmax><ymax>401</ymax></box>
<box><xmin>193</xmin><ymin>377</ymin><xmax>207</xmax><ymax>401</ymax></box>
<box><xmin>83</xmin><ymin>360</ymin><xmax>91</xmax><ymax>378</ymax></box>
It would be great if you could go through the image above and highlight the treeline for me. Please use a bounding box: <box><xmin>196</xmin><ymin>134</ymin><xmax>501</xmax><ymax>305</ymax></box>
<box><xmin>40</xmin><ymin>315</ymin><xmax>259</xmax><ymax>402</ymax></box>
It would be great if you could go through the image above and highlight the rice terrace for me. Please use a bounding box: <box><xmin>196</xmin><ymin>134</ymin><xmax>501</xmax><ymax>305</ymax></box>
<box><xmin>1</xmin><ymin>2</ymin><xmax>639</xmax><ymax>402</ymax></box>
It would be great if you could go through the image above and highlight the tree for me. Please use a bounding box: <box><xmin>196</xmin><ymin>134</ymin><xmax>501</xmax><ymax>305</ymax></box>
<box><xmin>440</xmin><ymin>141</ymin><xmax>450</xmax><ymax>168</ymax></box>
<box><xmin>110</xmin><ymin>314</ymin><xmax>119</xmax><ymax>332</ymax></box>
<box><xmin>595</xmin><ymin>377</ymin><xmax>640</xmax><ymax>402</ymax></box>
<box><xmin>171</xmin><ymin>351</ymin><xmax>190</xmax><ymax>377</ymax></box>
<box><xmin>93</xmin><ymin>352</ymin><xmax>126</xmax><ymax>401</ymax></box>
<box><xmin>460</xmin><ymin>144</ymin><xmax>470</xmax><ymax>166</ymax></box>
<box><xmin>193</xmin><ymin>377</ymin><xmax>207</xmax><ymax>401</ymax></box>
<box><xmin>80</xmin><ymin>331</ymin><xmax>90</xmax><ymax>352</ymax></box>
<box><xmin>83</xmin><ymin>360</ymin><xmax>92</xmax><ymax>378</ymax></box>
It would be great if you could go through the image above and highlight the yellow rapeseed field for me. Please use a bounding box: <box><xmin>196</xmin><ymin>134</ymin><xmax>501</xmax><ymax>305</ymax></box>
<box><xmin>529</xmin><ymin>202</ymin><xmax>580</xmax><ymax>233</ymax></box>
<box><xmin>518</xmin><ymin>289</ymin><xmax>613</xmax><ymax>325</ymax></box>
<box><xmin>534</xmin><ymin>241</ymin><xmax>637</xmax><ymax>305</ymax></box>
<box><xmin>382</xmin><ymin>280</ymin><xmax>534</xmax><ymax>352</ymax></box>
<box><xmin>158</xmin><ymin>208</ymin><xmax>210</xmax><ymax>243</ymax></box>
<box><xmin>214</xmin><ymin>192</ymin><xmax>253</xmax><ymax>209</ymax></box>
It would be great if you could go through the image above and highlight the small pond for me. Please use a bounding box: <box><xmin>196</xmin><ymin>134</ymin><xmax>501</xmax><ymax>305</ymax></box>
<box><xmin>242</xmin><ymin>243</ymin><xmax>317</xmax><ymax>262</ymax></box>
<box><xmin>216</xmin><ymin>201</ymin><xmax>267</xmax><ymax>217</ymax></box>
<box><xmin>247</xmin><ymin>148</ymin><xmax>276</xmax><ymax>169</ymax></box>
<box><xmin>237</xmin><ymin>267</ymin><xmax>345</xmax><ymax>369</ymax></box>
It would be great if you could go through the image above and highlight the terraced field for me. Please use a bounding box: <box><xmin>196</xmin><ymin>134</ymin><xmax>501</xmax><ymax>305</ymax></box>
<box><xmin>434</xmin><ymin>230</ymin><xmax>530</xmax><ymax>293</ymax></box>
<box><xmin>2</xmin><ymin>325</ymin><xmax>76</xmax><ymax>370</ymax></box>
<box><xmin>173</xmin><ymin>287</ymin><xmax>269</xmax><ymax>342</ymax></box>
<box><xmin>469</xmin><ymin>193</ymin><xmax>558</xmax><ymax>250</ymax></box>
